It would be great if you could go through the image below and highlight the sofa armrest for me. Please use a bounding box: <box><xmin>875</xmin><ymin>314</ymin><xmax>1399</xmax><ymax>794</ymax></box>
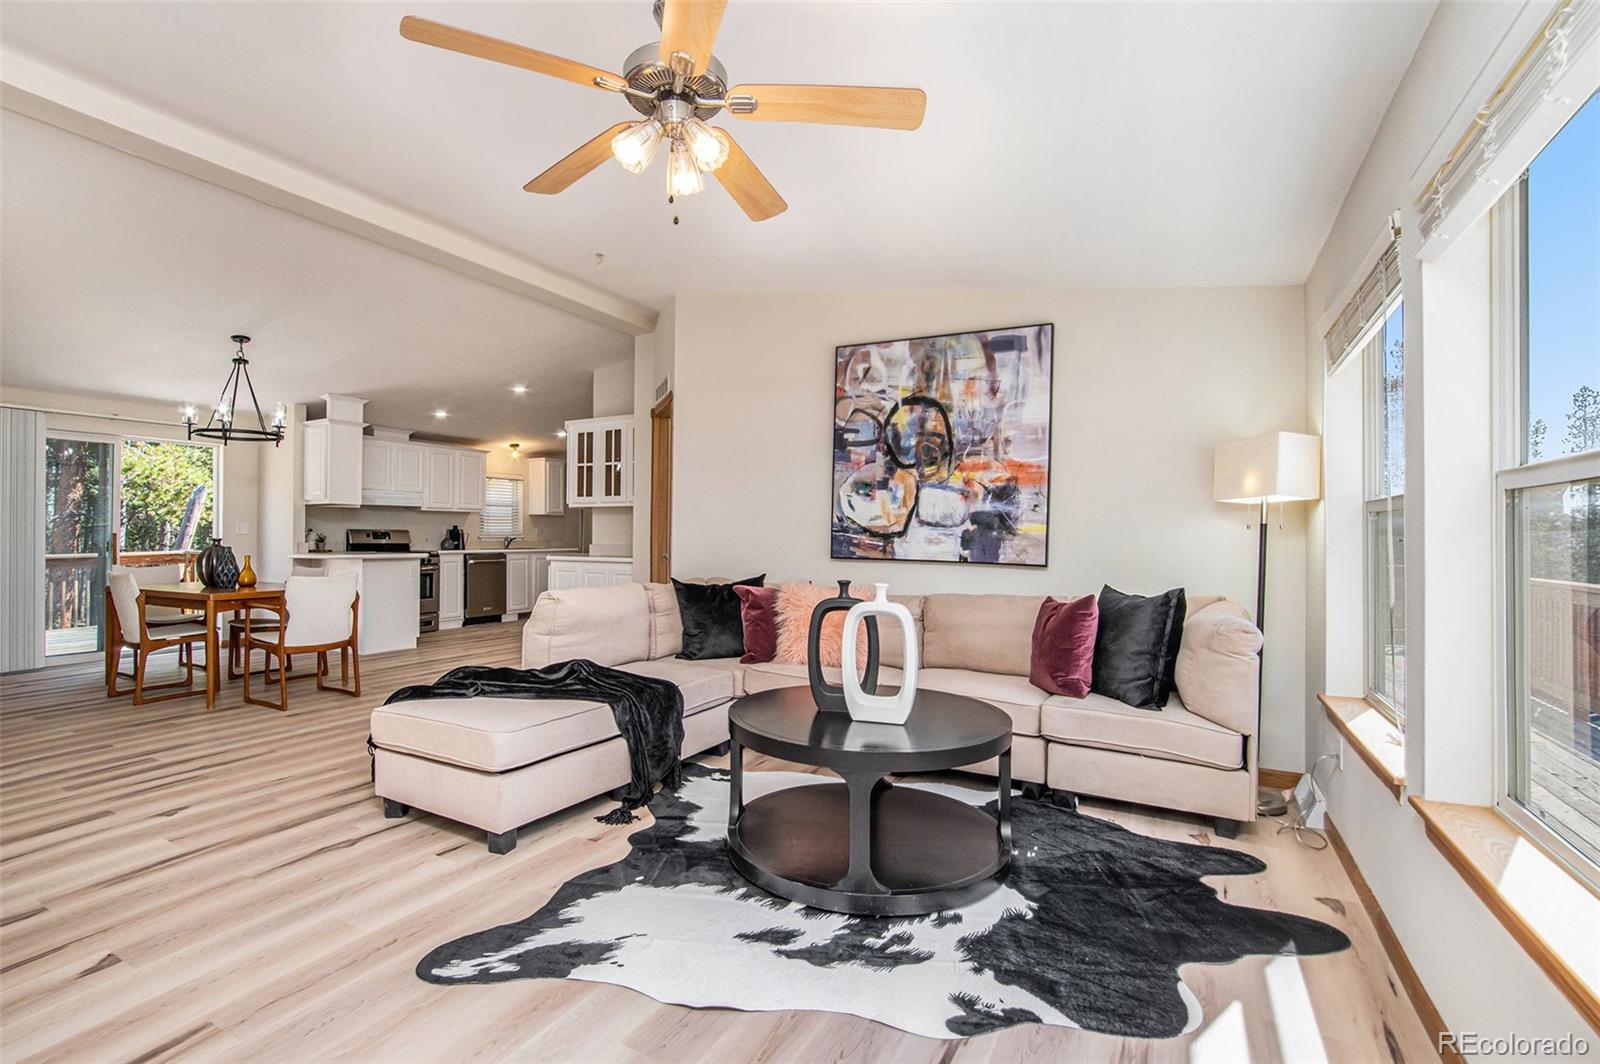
<box><xmin>1174</xmin><ymin>599</ymin><xmax>1262</xmax><ymax>737</ymax></box>
<box><xmin>521</xmin><ymin>584</ymin><xmax>652</xmax><ymax>669</ymax></box>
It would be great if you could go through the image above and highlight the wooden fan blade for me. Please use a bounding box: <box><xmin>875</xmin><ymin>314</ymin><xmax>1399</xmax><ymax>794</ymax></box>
<box><xmin>524</xmin><ymin>123</ymin><xmax>634</xmax><ymax>194</ymax></box>
<box><xmin>658</xmin><ymin>0</ymin><xmax>728</xmax><ymax>77</ymax></box>
<box><xmin>729</xmin><ymin>84</ymin><xmax>926</xmax><ymax>130</ymax></box>
<box><xmin>400</xmin><ymin>16</ymin><xmax>620</xmax><ymax>91</ymax></box>
<box><xmin>712</xmin><ymin>131</ymin><xmax>787</xmax><ymax>222</ymax></box>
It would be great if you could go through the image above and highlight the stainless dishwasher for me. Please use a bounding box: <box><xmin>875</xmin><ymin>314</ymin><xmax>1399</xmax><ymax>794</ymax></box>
<box><xmin>463</xmin><ymin>553</ymin><xmax>507</xmax><ymax>623</ymax></box>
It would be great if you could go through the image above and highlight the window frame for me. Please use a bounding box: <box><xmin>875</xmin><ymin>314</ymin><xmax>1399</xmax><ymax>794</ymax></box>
<box><xmin>1361</xmin><ymin>294</ymin><xmax>1406</xmax><ymax>724</ymax></box>
<box><xmin>116</xmin><ymin>433</ymin><xmax>223</xmax><ymax>553</ymax></box>
<box><xmin>1490</xmin><ymin>172</ymin><xmax>1600</xmax><ymax>887</ymax></box>
<box><xmin>479</xmin><ymin>474</ymin><xmax>524</xmax><ymax>539</ymax></box>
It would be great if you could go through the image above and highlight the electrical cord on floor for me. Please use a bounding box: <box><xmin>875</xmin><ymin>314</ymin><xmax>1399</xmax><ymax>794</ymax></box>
<box><xmin>1270</xmin><ymin>753</ymin><xmax>1340</xmax><ymax>850</ymax></box>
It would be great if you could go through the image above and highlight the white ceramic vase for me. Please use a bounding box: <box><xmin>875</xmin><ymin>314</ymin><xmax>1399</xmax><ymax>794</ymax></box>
<box><xmin>840</xmin><ymin>583</ymin><xmax>919</xmax><ymax>725</ymax></box>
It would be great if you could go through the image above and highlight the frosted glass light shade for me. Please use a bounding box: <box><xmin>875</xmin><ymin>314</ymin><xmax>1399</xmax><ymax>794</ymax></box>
<box><xmin>1213</xmin><ymin>431</ymin><xmax>1322</xmax><ymax>504</ymax></box>
<box><xmin>683</xmin><ymin>118</ymin><xmax>730</xmax><ymax>171</ymax></box>
<box><xmin>666</xmin><ymin>139</ymin><xmax>704</xmax><ymax>197</ymax></box>
<box><xmin>611</xmin><ymin>119</ymin><xmax>663</xmax><ymax>174</ymax></box>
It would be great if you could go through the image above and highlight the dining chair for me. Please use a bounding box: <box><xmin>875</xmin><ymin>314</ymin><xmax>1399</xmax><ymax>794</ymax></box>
<box><xmin>242</xmin><ymin>573</ymin><xmax>361</xmax><ymax>711</ymax></box>
<box><xmin>110</xmin><ymin>563</ymin><xmax>202</xmax><ymax>628</ymax></box>
<box><xmin>226</xmin><ymin>566</ymin><xmax>323</xmax><ymax>679</ymax></box>
<box><xmin>105</xmin><ymin>571</ymin><xmax>209</xmax><ymax>704</ymax></box>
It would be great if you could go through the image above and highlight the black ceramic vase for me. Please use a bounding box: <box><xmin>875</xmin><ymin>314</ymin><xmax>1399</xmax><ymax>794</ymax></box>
<box><xmin>807</xmin><ymin>579</ymin><xmax>881</xmax><ymax>714</ymax></box>
<box><xmin>196</xmin><ymin>541</ymin><xmax>240</xmax><ymax>589</ymax></box>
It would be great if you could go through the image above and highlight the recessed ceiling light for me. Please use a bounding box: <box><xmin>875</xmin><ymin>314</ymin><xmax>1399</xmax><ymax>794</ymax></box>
<box><xmin>555</xmin><ymin>429</ymin><xmax>568</xmax><ymax>438</ymax></box>
<box><xmin>511</xmin><ymin>384</ymin><xmax>527</xmax><ymax>394</ymax></box>
<box><xmin>434</xmin><ymin>409</ymin><xmax>448</xmax><ymax>418</ymax></box>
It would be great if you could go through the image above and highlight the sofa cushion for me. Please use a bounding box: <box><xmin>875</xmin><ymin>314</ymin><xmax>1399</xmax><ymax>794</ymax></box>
<box><xmin>523</xmin><ymin>584</ymin><xmax>650</xmax><ymax>668</ymax></box>
<box><xmin>371</xmin><ymin>697</ymin><xmax>618</xmax><ymax>772</ymax></box>
<box><xmin>681</xmin><ymin>655</ymin><xmax>748</xmax><ymax>697</ymax></box>
<box><xmin>643</xmin><ymin>582</ymin><xmax>683</xmax><ymax>659</ymax></box>
<box><xmin>674</xmin><ymin>575</ymin><xmax>765</xmax><ymax>660</ymax></box>
<box><xmin>615</xmin><ymin>658</ymin><xmax>736</xmax><ymax>712</ymax></box>
<box><xmin>1029</xmin><ymin>594</ymin><xmax>1099</xmax><ymax>698</ymax></box>
<box><xmin>733</xmin><ymin>584</ymin><xmax>779</xmax><ymax>663</ymax></box>
<box><xmin>1091</xmin><ymin>585</ymin><xmax>1186</xmax><ymax>708</ymax></box>
<box><xmin>917</xmin><ymin>668</ymin><xmax>1045</xmax><ymax>737</ymax></box>
<box><xmin>880</xmin><ymin>594</ymin><xmax>923</xmax><ymax>669</ymax></box>
<box><xmin>1040</xmin><ymin>691</ymin><xmax>1243</xmax><ymax>770</ymax></box>
<box><xmin>922</xmin><ymin>594</ymin><xmax>1044</xmax><ymax>675</ymax></box>
<box><xmin>1174</xmin><ymin>599</ymin><xmax>1261</xmax><ymax>736</ymax></box>
<box><xmin>742</xmin><ymin>660</ymin><xmax>903</xmax><ymax>696</ymax></box>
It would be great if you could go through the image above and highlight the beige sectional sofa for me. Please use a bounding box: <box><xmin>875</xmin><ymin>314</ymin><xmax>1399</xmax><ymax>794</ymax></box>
<box><xmin>371</xmin><ymin>580</ymin><xmax>1262</xmax><ymax>851</ymax></box>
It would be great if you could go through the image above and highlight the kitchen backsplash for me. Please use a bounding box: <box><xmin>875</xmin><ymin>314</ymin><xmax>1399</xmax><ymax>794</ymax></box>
<box><xmin>305</xmin><ymin>505</ymin><xmax>584</xmax><ymax>552</ymax></box>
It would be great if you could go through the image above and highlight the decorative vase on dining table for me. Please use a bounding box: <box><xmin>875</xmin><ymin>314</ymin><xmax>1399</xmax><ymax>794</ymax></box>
<box><xmin>841</xmin><ymin>583</ymin><xmax>919</xmax><ymax>725</ymax></box>
<box><xmin>237</xmin><ymin>554</ymin><xmax>257</xmax><ymax>588</ymax></box>
<box><xmin>196</xmin><ymin>541</ymin><xmax>240</xmax><ymax>590</ymax></box>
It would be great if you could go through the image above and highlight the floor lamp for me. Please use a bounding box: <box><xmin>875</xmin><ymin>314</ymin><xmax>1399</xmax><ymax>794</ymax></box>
<box><xmin>1213</xmin><ymin>431</ymin><xmax>1322</xmax><ymax>816</ymax></box>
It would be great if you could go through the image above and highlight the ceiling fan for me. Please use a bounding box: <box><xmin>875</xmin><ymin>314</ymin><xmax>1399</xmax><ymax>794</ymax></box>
<box><xmin>399</xmin><ymin>1</ymin><xmax>926</xmax><ymax>222</ymax></box>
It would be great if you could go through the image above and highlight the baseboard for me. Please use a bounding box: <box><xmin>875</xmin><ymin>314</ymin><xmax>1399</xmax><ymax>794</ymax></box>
<box><xmin>1326</xmin><ymin>817</ymin><xmax>1462</xmax><ymax>1064</ymax></box>
<box><xmin>1258</xmin><ymin>767</ymin><xmax>1303</xmax><ymax>790</ymax></box>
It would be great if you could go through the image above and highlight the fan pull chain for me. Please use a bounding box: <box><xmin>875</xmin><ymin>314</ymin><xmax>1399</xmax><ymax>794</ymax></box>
<box><xmin>669</xmin><ymin>193</ymin><xmax>679</xmax><ymax>226</ymax></box>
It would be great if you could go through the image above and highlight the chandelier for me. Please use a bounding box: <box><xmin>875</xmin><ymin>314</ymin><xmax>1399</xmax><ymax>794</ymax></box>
<box><xmin>183</xmin><ymin>335</ymin><xmax>286</xmax><ymax>446</ymax></box>
<box><xmin>609</xmin><ymin>97</ymin><xmax>732</xmax><ymax>200</ymax></box>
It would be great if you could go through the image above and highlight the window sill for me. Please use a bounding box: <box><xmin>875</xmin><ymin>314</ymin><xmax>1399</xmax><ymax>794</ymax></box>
<box><xmin>1409</xmin><ymin>797</ymin><xmax>1600</xmax><ymax>1032</ymax></box>
<box><xmin>1318</xmin><ymin>693</ymin><xmax>1405</xmax><ymax>800</ymax></box>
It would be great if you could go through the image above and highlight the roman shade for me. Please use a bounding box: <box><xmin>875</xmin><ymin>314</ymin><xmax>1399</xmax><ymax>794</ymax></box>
<box><xmin>1323</xmin><ymin>239</ymin><xmax>1400</xmax><ymax>373</ymax></box>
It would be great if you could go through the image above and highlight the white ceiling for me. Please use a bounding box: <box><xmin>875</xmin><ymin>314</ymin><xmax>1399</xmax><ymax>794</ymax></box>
<box><xmin>0</xmin><ymin>111</ymin><xmax>632</xmax><ymax>451</ymax></box>
<box><xmin>1</xmin><ymin>0</ymin><xmax>1437</xmax><ymax>309</ymax></box>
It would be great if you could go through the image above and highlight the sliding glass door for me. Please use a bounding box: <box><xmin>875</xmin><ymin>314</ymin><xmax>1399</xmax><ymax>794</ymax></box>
<box><xmin>42</xmin><ymin>434</ymin><xmax>219</xmax><ymax>659</ymax></box>
<box><xmin>44</xmin><ymin>435</ymin><xmax>118</xmax><ymax>656</ymax></box>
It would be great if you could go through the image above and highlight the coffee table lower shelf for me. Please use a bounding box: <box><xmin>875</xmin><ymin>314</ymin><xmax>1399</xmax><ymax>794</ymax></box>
<box><xmin>728</xmin><ymin>782</ymin><xmax>1009</xmax><ymax>916</ymax></box>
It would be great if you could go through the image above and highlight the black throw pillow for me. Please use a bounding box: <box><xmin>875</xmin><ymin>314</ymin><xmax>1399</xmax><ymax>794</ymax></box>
<box><xmin>674</xmin><ymin>575</ymin><xmax>766</xmax><ymax>660</ymax></box>
<box><xmin>1090</xmin><ymin>584</ymin><xmax>1187</xmax><ymax>709</ymax></box>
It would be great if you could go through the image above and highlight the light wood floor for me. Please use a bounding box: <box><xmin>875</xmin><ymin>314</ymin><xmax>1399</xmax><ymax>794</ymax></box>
<box><xmin>1</xmin><ymin>625</ymin><xmax>1438</xmax><ymax>1063</ymax></box>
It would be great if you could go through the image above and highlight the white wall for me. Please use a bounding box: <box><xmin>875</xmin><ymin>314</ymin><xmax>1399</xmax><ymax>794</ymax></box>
<box><xmin>671</xmin><ymin>286</ymin><xmax>1309</xmax><ymax>770</ymax></box>
<box><xmin>1302</xmin><ymin>0</ymin><xmax>1600</xmax><ymax>1052</ymax></box>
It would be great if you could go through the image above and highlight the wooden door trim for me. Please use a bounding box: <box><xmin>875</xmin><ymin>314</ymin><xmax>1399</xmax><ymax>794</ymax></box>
<box><xmin>650</xmin><ymin>394</ymin><xmax>672</xmax><ymax>584</ymax></box>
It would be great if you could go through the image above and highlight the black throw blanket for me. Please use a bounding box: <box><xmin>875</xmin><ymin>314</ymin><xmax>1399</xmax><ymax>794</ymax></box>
<box><xmin>382</xmin><ymin>660</ymin><xmax>685</xmax><ymax>824</ymax></box>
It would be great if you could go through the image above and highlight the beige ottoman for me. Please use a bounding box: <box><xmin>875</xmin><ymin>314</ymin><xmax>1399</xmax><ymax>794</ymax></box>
<box><xmin>370</xmin><ymin>694</ymin><xmax>731</xmax><ymax>853</ymax></box>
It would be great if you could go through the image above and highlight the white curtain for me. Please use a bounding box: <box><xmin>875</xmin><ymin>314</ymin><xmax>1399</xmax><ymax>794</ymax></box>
<box><xmin>0</xmin><ymin>408</ymin><xmax>47</xmax><ymax>672</ymax></box>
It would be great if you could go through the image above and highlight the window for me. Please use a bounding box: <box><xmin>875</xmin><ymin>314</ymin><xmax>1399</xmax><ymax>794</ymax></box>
<box><xmin>1364</xmin><ymin>300</ymin><xmax>1406</xmax><ymax>721</ymax></box>
<box><xmin>1496</xmin><ymin>91</ymin><xmax>1600</xmax><ymax>876</ymax></box>
<box><xmin>118</xmin><ymin>437</ymin><xmax>219</xmax><ymax>554</ymax></box>
<box><xmin>480</xmin><ymin>475</ymin><xmax>523</xmax><ymax>538</ymax></box>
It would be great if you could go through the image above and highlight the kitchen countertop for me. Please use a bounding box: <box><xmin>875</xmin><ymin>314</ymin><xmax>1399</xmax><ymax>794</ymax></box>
<box><xmin>436</xmin><ymin>547</ymin><xmax>583</xmax><ymax>554</ymax></box>
<box><xmin>290</xmin><ymin>552</ymin><xmax>425</xmax><ymax>561</ymax></box>
<box><xmin>547</xmin><ymin>554</ymin><xmax>633</xmax><ymax>563</ymax></box>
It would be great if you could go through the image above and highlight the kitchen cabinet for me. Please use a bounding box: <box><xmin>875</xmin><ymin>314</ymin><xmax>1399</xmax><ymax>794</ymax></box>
<box><xmin>361</xmin><ymin>436</ymin><xmax>426</xmax><ymax>506</ymax></box>
<box><xmin>302</xmin><ymin>396</ymin><xmax>367</xmax><ymax>506</ymax></box>
<box><xmin>453</xmin><ymin>450</ymin><xmax>486</xmax><ymax>511</ymax></box>
<box><xmin>423</xmin><ymin>448</ymin><xmax>454</xmax><ymax>510</ymax></box>
<box><xmin>439</xmin><ymin>553</ymin><xmax>464</xmax><ymax>627</ymax></box>
<box><xmin>565</xmin><ymin>416</ymin><xmax>633</xmax><ymax>508</ymax></box>
<box><xmin>505</xmin><ymin>552</ymin><xmax>532</xmax><ymax>614</ymax></box>
<box><xmin>546</xmin><ymin>556</ymin><xmax>632</xmax><ymax>590</ymax></box>
<box><xmin>525</xmin><ymin>457</ymin><xmax>565</xmax><ymax>515</ymax></box>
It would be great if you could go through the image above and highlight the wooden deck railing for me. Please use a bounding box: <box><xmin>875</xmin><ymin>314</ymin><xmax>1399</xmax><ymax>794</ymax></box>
<box><xmin>1529</xmin><ymin>578</ymin><xmax>1600</xmax><ymax>730</ymax></box>
<box><xmin>45</xmin><ymin>550</ymin><xmax>198</xmax><ymax>633</ymax></box>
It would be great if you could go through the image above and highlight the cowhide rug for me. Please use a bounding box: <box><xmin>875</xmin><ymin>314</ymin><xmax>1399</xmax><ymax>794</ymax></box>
<box><xmin>418</xmin><ymin>764</ymin><xmax>1349</xmax><ymax>1040</ymax></box>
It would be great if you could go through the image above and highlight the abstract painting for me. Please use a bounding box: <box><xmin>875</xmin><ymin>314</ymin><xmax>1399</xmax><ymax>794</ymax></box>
<box><xmin>832</xmin><ymin>323</ymin><xmax>1053</xmax><ymax>565</ymax></box>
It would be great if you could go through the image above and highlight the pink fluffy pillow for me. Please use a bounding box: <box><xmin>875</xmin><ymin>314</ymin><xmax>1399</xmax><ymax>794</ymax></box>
<box><xmin>774</xmin><ymin>582</ymin><xmax>872</xmax><ymax>670</ymax></box>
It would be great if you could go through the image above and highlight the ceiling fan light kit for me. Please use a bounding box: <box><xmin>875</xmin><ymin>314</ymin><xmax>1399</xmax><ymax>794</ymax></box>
<box><xmin>399</xmin><ymin>2</ymin><xmax>926</xmax><ymax>222</ymax></box>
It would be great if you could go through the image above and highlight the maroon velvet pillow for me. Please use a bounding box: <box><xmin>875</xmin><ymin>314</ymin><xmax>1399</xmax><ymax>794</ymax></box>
<box><xmin>1029</xmin><ymin>594</ymin><xmax>1100</xmax><ymax>698</ymax></box>
<box><xmin>734</xmin><ymin>584</ymin><xmax>780</xmax><ymax>664</ymax></box>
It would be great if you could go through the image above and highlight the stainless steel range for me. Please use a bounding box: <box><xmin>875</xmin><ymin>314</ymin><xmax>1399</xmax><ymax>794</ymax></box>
<box><xmin>345</xmin><ymin>529</ymin><xmax>440</xmax><ymax>633</ymax></box>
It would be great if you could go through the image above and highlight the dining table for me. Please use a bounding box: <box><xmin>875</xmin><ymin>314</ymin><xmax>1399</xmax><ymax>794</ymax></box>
<box><xmin>117</xmin><ymin>582</ymin><xmax>288</xmax><ymax>709</ymax></box>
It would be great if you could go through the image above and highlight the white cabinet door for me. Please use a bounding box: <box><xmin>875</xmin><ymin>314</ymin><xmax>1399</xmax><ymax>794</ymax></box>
<box><xmin>505</xmin><ymin>553</ymin><xmax>532</xmax><ymax>613</ymax></box>
<box><xmin>362</xmin><ymin>439</ymin><xmax>394</xmax><ymax>495</ymax></box>
<box><xmin>606</xmin><ymin>566</ymin><xmax>633</xmax><ymax>587</ymax></box>
<box><xmin>453</xmin><ymin>451</ymin><xmax>486</xmax><ymax>511</ymax></box>
<box><xmin>566</xmin><ymin>426</ymin><xmax>596</xmax><ymax>507</ymax></box>
<box><xmin>422</xmin><ymin>448</ymin><xmax>454</xmax><ymax>510</ymax></box>
<box><xmin>548</xmin><ymin>560</ymin><xmax>581</xmax><ymax>591</ymax></box>
<box><xmin>439</xmin><ymin>555</ymin><xmax>464</xmax><ymax>625</ymax></box>
<box><xmin>303</xmin><ymin>422</ymin><xmax>329</xmax><ymax>503</ymax></box>
<box><xmin>565</xmin><ymin>417</ymin><xmax>631</xmax><ymax>507</ymax></box>
<box><xmin>526</xmin><ymin>458</ymin><xmax>564</xmax><ymax>515</ymax></box>
<box><xmin>597</xmin><ymin>422</ymin><xmax>633</xmax><ymax>505</ymax></box>
<box><xmin>393</xmin><ymin>443</ymin><xmax>425</xmax><ymax>496</ymax></box>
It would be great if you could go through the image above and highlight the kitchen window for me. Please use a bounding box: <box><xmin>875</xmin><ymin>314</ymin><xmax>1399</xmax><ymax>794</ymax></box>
<box><xmin>1493</xmin><ymin>90</ymin><xmax>1600</xmax><ymax>878</ymax></box>
<box><xmin>480</xmin><ymin>475</ymin><xmax>524</xmax><ymax>538</ymax></box>
<box><xmin>1364</xmin><ymin>300</ymin><xmax>1406</xmax><ymax>723</ymax></box>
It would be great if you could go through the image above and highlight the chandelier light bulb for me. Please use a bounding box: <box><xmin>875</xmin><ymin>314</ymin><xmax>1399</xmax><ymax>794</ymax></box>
<box><xmin>611</xmin><ymin>118</ymin><xmax>663</xmax><ymax>174</ymax></box>
<box><xmin>667</xmin><ymin>138</ymin><xmax>705</xmax><ymax>197</ymax></box>
<box><xmin>182</xmin><ymin>404</ymin><xmax>197</xmax><ymax>426</ymax></box>
<box><xmin>271</xmin><ymin>402</ymin><xmax>287</xmax><ymax>429</ymax></box>
<box><xmin>682</xmin><ymin>118</ymin><xmax>730</xmax><ymax>172</ymax></box>
<box><xmin>215</xmin><ymin>402</ymin><xmax>232</xmax><ymax>425</ymax></box>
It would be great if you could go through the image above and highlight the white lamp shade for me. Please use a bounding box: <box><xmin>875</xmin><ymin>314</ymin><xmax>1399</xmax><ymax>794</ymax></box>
<box><xmin>1213</xmin><ymin>431</ymin><xmax>1321</xmax><ymax>504</ymax></box>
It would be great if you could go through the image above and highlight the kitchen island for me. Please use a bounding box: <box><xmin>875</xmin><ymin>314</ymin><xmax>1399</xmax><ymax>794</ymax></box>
<box><xmin>288</xmin><ymin>553</ymin><xmax>422</xmax><ymax>654</ymax></box>
<box><xmin>545</xmin><ymin>554</ymin><xmax>633</xmax><ymax>590</ymax></box>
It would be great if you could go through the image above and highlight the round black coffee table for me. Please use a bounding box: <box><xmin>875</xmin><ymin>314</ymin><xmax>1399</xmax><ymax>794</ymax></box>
<box><xmin>727</xmin><ymin>684</ymin><xmax>1013</xmax><ymax>916</ymax></box>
